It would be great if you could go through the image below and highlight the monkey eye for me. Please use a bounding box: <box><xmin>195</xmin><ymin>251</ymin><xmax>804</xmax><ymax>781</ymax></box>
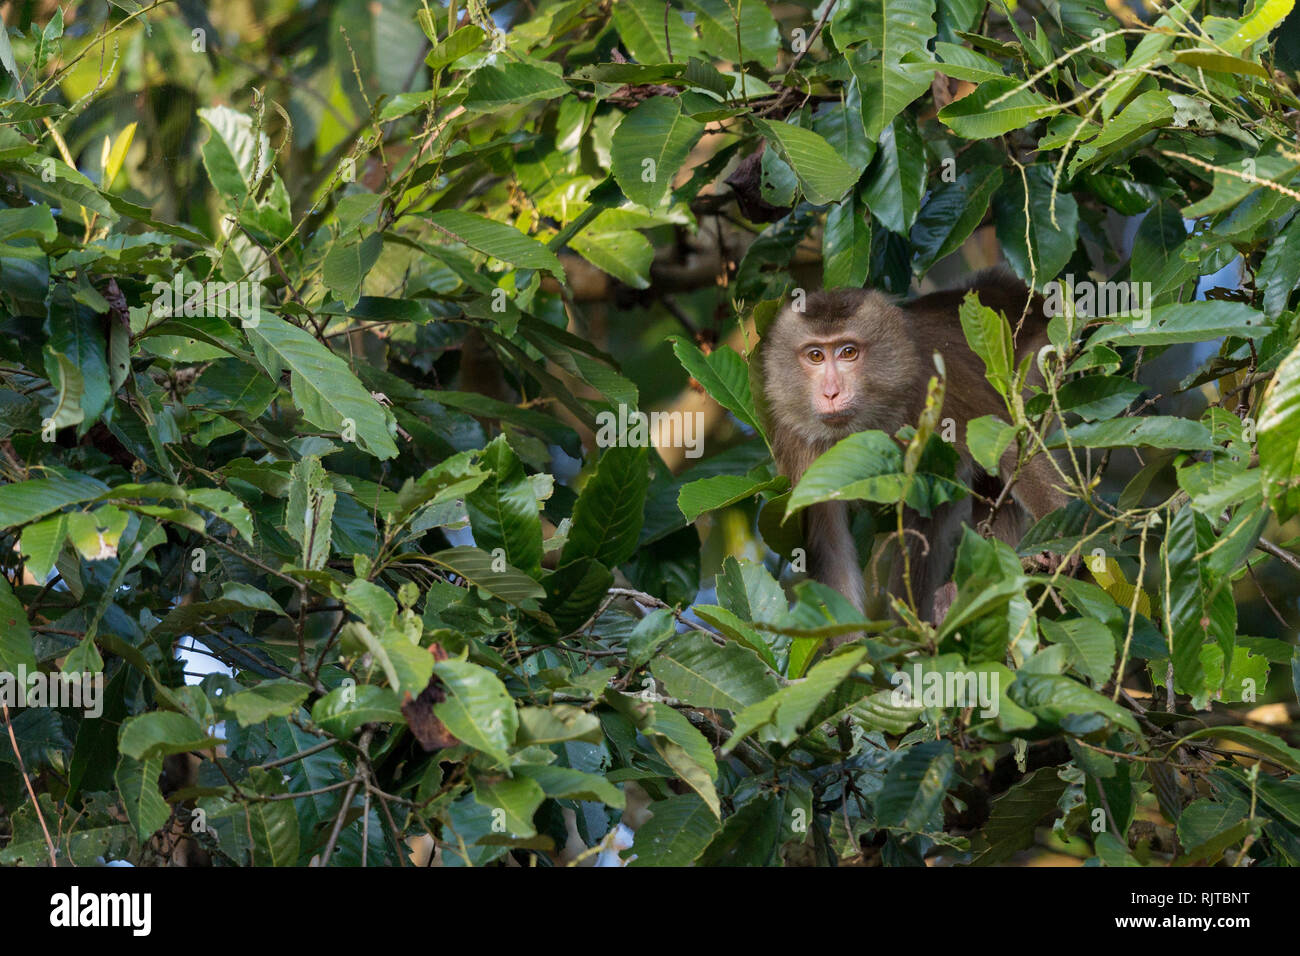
<box><xmin>839</xmin><ymin>345</ymin><xmax>859</xmax><ymax>360</ymax></box>
<box><xmin>806</xmin><ymin>348</ymin><xmax>825</xmax><ymax>364</ymax></box>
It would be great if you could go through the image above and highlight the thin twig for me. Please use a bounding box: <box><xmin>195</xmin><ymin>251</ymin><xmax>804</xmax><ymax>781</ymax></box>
<box><xmin>3</xmin><ymin>702</ymin><xmax>58</xmax><ymax>866</ymax></box>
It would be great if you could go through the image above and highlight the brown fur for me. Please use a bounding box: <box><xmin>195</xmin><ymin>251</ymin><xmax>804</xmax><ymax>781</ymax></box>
<box><xmin>763</xmin><ymin>270</ymin><xmax>1067</xmax><ymax>627</ymax></box>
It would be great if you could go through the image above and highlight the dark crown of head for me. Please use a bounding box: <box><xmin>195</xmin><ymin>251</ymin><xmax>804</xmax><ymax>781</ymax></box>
<box><xmin>792</xmin><ymin>289</ymin><xmax>866</xmax><ymax>328</ymax></box>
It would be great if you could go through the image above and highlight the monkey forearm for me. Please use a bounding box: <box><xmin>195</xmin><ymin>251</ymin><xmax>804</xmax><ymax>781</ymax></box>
<box><xmin>804</xmin><ymin>502</ymin><xmax>866</xmax><ymax>613</ymax></box>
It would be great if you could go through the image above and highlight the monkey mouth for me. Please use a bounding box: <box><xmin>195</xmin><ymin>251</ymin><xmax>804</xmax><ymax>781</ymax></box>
<box><xmin>817</xmin><ymin>410</ymin><xmax>855</xmax><ymax>424</ymax></box>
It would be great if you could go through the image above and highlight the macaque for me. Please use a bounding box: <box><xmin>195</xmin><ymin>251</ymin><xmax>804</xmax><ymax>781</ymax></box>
<box><xmin>762</xmin><ymin>270</ymin><xmax>1068</xmax><ymax>627</ymax></box>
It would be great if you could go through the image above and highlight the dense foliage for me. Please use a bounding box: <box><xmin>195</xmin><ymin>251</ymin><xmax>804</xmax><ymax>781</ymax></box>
<box><xmin>1</xmin><ymin>0</ymin><xmax>1300</xmax><ymax>867</ymax></box>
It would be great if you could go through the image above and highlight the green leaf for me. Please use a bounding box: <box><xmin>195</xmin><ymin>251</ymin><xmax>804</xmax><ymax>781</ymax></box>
<box><xmin>910</xmin><ymin>165</ymin><xmax>1003</xmax><ymax>274</ymax></box>
<box><xmin>1163</xmin><ymin>507</ymin><xmax>1235</xmax><ymax>698</ymax></box>
<box><xmin>560</xmin><ymin>442</ymin><xmax>649</xmax><ymax>569</ymax></box>
<box><xmin>427</xmin><ymin>546</ymin><xmax>546</xmax><ymax>607</ymax></box>
<box><xmin>377</xmin><ymin>90</ymin><xmax>438</xmax><ymax>122</ymax></box>
<box><xmin>102</xmin><ymin>121</ymin><xmax>137</xmax><ymax>188</ymax></box>
<box><xmin>427</xmin><ymin>209</ymin><xmax>565</xmax><ymax>277</ymax></box>
<box><xmin>650</xmin><ymin>632</ymin><xmax>780</xmax><ymax>712</ymax></box>
<box><xmin>938</xmin><ymin>79</ymin><xmax>1057</xmax><ymax>139</ymax></box>
<box><xmin>677</xmin><ymin>472</ymin><xmax>786</xmax><ymax>523</ymax></box>
<box><xmin>815</xmin><ymin>80</ymin><xmax>876</xmax><ymax>170</ymax></box>
<box><xmin>1172</xmin><ymin>819</ymin><xmax>1254</xmax><ymax>867</ymax></box>
<box><xmin>41</xmin><ymin>349</ymin><xmax>85</xmax><ymax>432</ymax></box>
<box><xmin>515</xmin><ymin>705</ymin><xmax>604</xmax><ymax>746</ymax></box>
<box><xmin>0</xmin><ymin>577</ymin><xmax>36</xmax><ymax>675</ymax></box>
<box><xmin>683</xmin><ymin>0</ymin><xmax>780</xmax><ymax>65</ymax></box>
<box><xmin>321</xmin><ymin>232</ymin><xmax>382</xmax><ymax>309</ymax></box>
<box><xmin>463</xmin><ymin>61</ymin><xmax>570</xmax><ymax>111</ymax></box>
<box><xmin>823</xmin><ymin>188</ymin><xmax>873</xmax><ymax>288</ymax></box>
<box><xmin>23</xmin><ymin>157</ymin><xmax>115</xmax><ymax>219</ymax></box>
<box><xmin>786</xmin><ymin>430</ymin><xmax>966</xmax><ymax>519</ymax></box>
<box><xmin>152</xmin><ymin>582</ymin><xmax>286</xmax><ymax>639</ymax></box>
<box><xmin>432</xmin><ymin>658</ymin><xmax>518</xmax><ymax>766</ymax></box>
<box><xmin>186</xmin><ymin>488</ymin><xmax>256</xmax><ymax>545</ymax></box>
<box><xmin>1047</xmin><ymin>376</ymin><xmax>1145</xmax><ymax>421</ymax></box>
<box><xmin>46</xmin><ymin>285</ymin><xmax>111</xmax><ymax>433</ymax></box>
<box><xmin>246</xmin><ymin>314</ymin><xmax>399</xmax><ymax>459</ymax></box>
<box><xmin>646</xmin><ymin>703</ymin><xmax>720</xmax><ymax>816</ymax></box>
<box><xmin>860</xmin><ymin>115</ymin><xmax>927</xmax><ymax>234</ymax></box>
<box><xmin>569</xmin><ymin>228</ymin><xmax>654</xmax><ymax>288</ymax></box>
<box><xmin>311</xmin><ymin>684</ymin><xmax>403</xmax><ymax>739</ymax></box>
<box><xmin>115</xmin><ymin>755</ymin><xmax>170</xmax><ymax>842</ymax></box>
<box><xmin>627</xmin><ymin>794</ymin><xmax>720</xmax><ymax>866</ymax></box>
<box><xmin>876</xmin><ymin>740</ymin><xmax>954</xmax><ymax>831</ymax></box>
<box><xmin>934</xmin><ymin>41</ymin><xmax>1007</xmax><ymax>82</ymax></box>
<box><xmin>612</xmin><ymin>0</ymin><xmax>702</xmax><ymax>63</ymax></box>
<box><xmin>244</xmin><ymin>767</ymin><xmax>301</xmax><ymax>867</ymax></box>
<box><xmin>472</xmin><ymin>772</ymin><xmax>545</xmax><ymax>838</ymax></box>
<box><xmin>286</xmin><ymin>456</ymin><xmax>335</xmax><ymax>571</ymax></box>
<box><xmin>1259</xmin><ymin>337</ymin><xmax>1300</xmax><ymax>520</ymax></box>
<box><xmin>751</xmin><ymin>118</ymin><xmax>859</xmax><ymax>206</ymax></box>
<box><xmin>958</xmin><ymin>290</ymin><xmax>1015</xmax><ymax>400</ymax></box>
<box><xmin>19</xmin><ymin>514</ymin><xmax>66</xmax><ymax>582</ymax></box>
<box><xmin>1007</xmin><ymin>673</ymin><xmax>1140</xmax><ymax>734</ymax></box>
<box><xmin>694</xmin><ymin>792</ymin><xmax>783</xmax><ymax>865</ymax></box>
<box><xmin>832</xmin><ymin>0</ymin><xmax>937</xmax><ymax>56</ymax></box>
<box><xmin>724</xmin><ymin>648</ymin><xmax>868</xmax><ymax>750</ymax></box>
<box><xmin>992</xmin><ymin>164</ymin><xmax>1079</xmax><ymax>287</ymax></box>
<box><xmin>388</xmin><ymin>451</ymin><xmax>488</xmax><ymax>526</ymax></box>
<box><xmin>966</xmin><ymin>415</ymin><xmax>1016</xmax><ymax>476</ymax></box>
<box><xmin>610</xmin><ymin>96</ymin><xmax>705</xmax><ymax>210</ymax></box>
<box><xmin>1168</xmin><ymin>725</ymin><xmax>1300</xmax><ymax>775</ymax></box>
<box><xmin>1256</xmin><ymin>212</ymin><xmax>1300</xmax><ymax>317</ymax></box>
<box><xmin>1098</xmin><ymin>0</ymin><xmax>1195</xmax><ymax>119</ymax></box>
<box><xmin>850</xmin><ymin>48</ymin><xmax>934</xmax><ymax>142</ymax></box>
<box><xmin>669</xmin><ymin>338</ymin><xmax>763</xmax><ymax>436</ymax></box>
<box><xmin>626</xmin><ymin>608</ymin><xmax>680</xmax><ymax>669</ymax></box>
<box><xmin>1067</xmin><ymin>90</ymin><xmax>1174</xmax><ymax>176</ymax></box>
<box><xmin>425</xmin><ymin>24</ymin><xmax>486</xmax><ymax>70</ymax></box>
<box><xmin>1047</xmin><ymin>417</ymin><xmax>1216</xmax><ymax>451</ymax></box>
<box><xmin>1088</xmin><ymin>300</ymin><xmax>1270</xmax><ymax>347</ymax></box>
<box><xmin>0</xmin><ymin>205</ymin><xmax>56</xmax><ymax>243</ymax></box>
<box><xmin>119</xmin><ymin>712</ymin><xmax>223</xmax><ymax>760</ymax></box>
<box><xmin>466</xmin><ymin>435</ymin><xmax>544</xmax><ymax>577</ymax></box>
<box><xmin>694</xmin><ymin>603</ymin><xmax>781</xmax><ymax>669</ymax></box>
<box><xmin>786</xmin><ymin>429</ymin><xmax>904</xmax><ymax>515</ymax></box>
<box><xmin>514</xmin><ymin>764</ymin><xmax>626</xmax><ymax>808</ymax></box>
<box><xmin>225</xmin><ymin>679</ymin><xmax>311</xmax><ymax>725</ymax></box>
<box><xmin>1040</xmin><ymin>617</ymin><xmax>1116</xmax><ymax>686</ymax></box>
<box><xmin>1180</xmin><ymin>148</ymin><xmax>1300</xmax><ymax>219</ymax></box>
<box><xmin>1222</xmin><ymin>0</ymin><xmax>1297</xmax><ymax>54</ymax></box>
<box><xmin>198</xmin><ymin>106</ymin><xmax>270</xmax><ymax>204</ymax></box>
<box><xmin>1176</xmin><ymin>798</ymin><xmax>1245</xmax><ymax>849</ymax></box>
<box><xmin>67</xmin><ymin>506</ymin><xmax>128</xmax><ymax>560</ymax></box>
<box><xmin>0</xmin><ymin>473</ymin><xmax>107</xmax><ymax>527</ymax></box>
<box><xmin>969</xmin><ymin>767</ymin><xmax>1068</xmax><ymax>865</ymax></box>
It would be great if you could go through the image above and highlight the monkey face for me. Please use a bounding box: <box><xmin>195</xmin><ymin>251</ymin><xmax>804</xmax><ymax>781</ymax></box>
<box><xmin>763</xmin><ymin>290</ymin><xmax>923</xmax><ymax>451</ymax></box>
<box><xmin>798</xmin><ymin>338</ymin><xmax>864</xmax><ymax>424</ymax></box>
